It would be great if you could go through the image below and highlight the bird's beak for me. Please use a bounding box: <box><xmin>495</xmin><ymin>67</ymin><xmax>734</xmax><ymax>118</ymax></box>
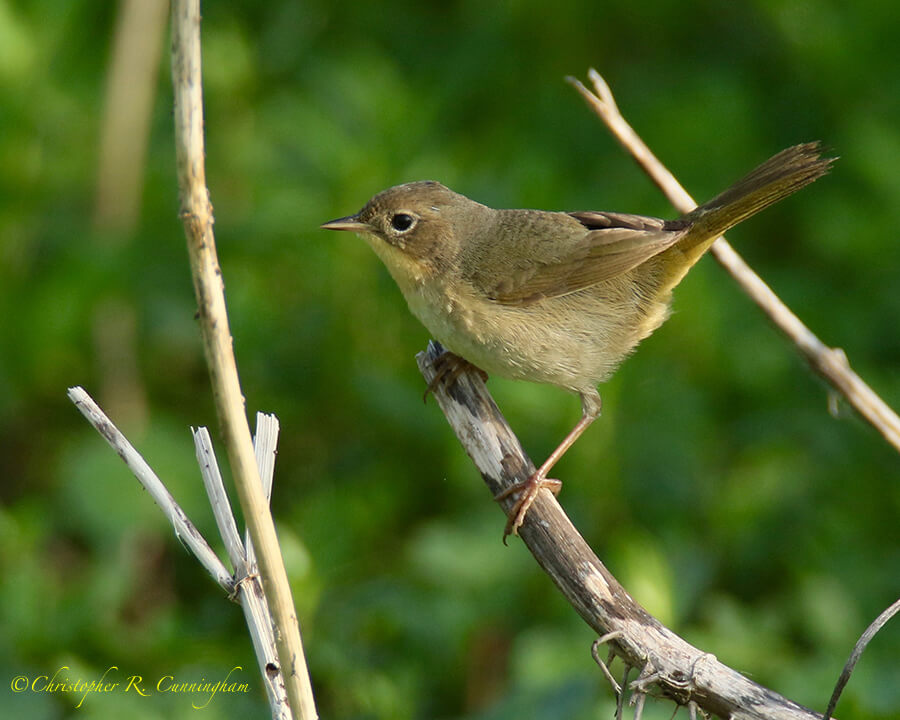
<box><xmin>321</xmin><ymin>215</ymin><xmax>368</xmax><ymax>232</ymax></box>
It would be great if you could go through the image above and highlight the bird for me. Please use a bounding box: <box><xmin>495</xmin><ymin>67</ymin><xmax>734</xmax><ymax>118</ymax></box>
<box><xmin>322</xmin><ymin>143</ymin><xmax>833</xmax><ymax>538</ymax></box>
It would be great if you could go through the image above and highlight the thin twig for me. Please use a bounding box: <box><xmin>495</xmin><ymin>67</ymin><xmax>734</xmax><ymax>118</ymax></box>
<box><xmin>67</xmin><ymin>386</ymin><xmax>233</xmax><ymax>589</ymax></box>
<box><xmin>247</xmin><ymin>413</ymin><xmax>279</xmax><ymax>568</ymax></box>
<box><xmin>618</xmin><ymin>665</ymin><xmax>631</xmax><ymax>720</ymax></box>
<box><xmin>194</xmin><ymin>426</ymin><xmax>245</xmax><ymax>570</ymax></box>
<box><xmin>822</xmin><ymin>597</ymin><xmax>900</xmax><ymax>720</ymax></box>
<box><xmin>170</xmin><ymin>2</ymin><xmax>316</xmax><ymax>717</ymax></box>
<box><xmin>592</xmin><ymin>631</ymin><xmax>624</xmax><ymax>695</ymax></box>
<box><xmin>567</xmin><ymin>69</ymin><xmax>900</xmax><ymax>454</ymax></box>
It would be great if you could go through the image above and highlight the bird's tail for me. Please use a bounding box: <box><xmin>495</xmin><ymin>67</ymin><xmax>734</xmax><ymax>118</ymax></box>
<box><xmin>671</xmin><ymin>142</ymin><xmax>834</xmax><ymax>271</ymax></box>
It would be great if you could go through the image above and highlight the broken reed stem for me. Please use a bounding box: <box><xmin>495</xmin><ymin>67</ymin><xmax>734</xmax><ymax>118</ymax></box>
<box><xmin>170</xmin><ymin>1</ymin><xmax>316</xmax><ymax>717</ymax></box>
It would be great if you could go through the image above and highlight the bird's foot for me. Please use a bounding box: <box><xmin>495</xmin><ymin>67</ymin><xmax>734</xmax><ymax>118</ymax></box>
<box><xmin>423</xmin><ymin>351</ymin><xmax>488</xmax><ymax>403</ymax></box>
<box><xmin>495</xmin><ymin>473</ymin><xmax>562</xmax><ymax>541</ymax></box>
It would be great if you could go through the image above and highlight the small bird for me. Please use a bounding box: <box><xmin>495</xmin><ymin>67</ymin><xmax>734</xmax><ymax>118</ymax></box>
<box><xmin>323</xmin><ymin>143</ymin><xmax>833</xmax><ymax>538</ymax></box>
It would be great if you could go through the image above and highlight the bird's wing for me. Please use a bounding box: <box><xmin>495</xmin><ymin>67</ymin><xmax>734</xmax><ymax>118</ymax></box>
<box><xmin>484</xmin><ymin>212</ymin><xmax>687</xmax><ymax>306</ymax></box>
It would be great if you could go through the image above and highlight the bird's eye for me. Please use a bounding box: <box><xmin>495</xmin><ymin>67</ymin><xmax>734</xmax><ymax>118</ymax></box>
<box><xmin>390</xmin><ymin>213</ymin><xmax>415</xmax><ymax>232</ymax></box>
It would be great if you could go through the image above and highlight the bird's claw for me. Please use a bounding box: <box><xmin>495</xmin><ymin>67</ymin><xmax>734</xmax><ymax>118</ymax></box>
<box><xmin>423</xmin><ymin>351</ymin><xmax>487</xmax><ymax>403</ymax></box>
<box><xmin>496</xmin><ymin>474</ymin><xmax>562</xmax><ymax>542</ymax></box>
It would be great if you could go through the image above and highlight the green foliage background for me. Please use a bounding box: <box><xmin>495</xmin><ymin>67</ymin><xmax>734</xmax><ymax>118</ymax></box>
<box><xmin>2</xmin><ymin>1</ymin><xmax>898</xmax><ymax>718</ymax></box>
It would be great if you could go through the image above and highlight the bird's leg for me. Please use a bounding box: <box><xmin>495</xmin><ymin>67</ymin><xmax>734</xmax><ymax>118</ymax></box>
<box><xmin>496</xmin><ymin>390</ymin><xmax>601</xmax><ymax>540</ymax></box>
<box><xmin>423</xmin><ymin>349</ymin><xmax>488</xmax><ymax>402</ymax></box>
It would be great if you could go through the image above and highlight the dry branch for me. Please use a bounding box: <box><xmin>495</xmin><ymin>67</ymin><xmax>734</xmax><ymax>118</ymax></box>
<box><xmin>68</xmin><ymin>386</ymin><xmax>232</xmax><ymax>589</ymax></box>
<box><xmin>417</xmin><ymin>343</ymin><xmax>825</xmax><ymax>720</ymax></box>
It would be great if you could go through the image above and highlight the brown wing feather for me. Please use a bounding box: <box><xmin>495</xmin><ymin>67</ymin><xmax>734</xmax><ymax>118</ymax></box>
<box><xmin>488</xmin><ymin>212</ymin><xmax>687</xmax><ymax>306</ymax></box>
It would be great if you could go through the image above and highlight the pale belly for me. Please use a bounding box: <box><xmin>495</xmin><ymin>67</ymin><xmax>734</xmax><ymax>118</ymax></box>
<box><xmin>402</xmin><ymin>278</ymin><xmax>670</xmax><ymax>395</ymax></box>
